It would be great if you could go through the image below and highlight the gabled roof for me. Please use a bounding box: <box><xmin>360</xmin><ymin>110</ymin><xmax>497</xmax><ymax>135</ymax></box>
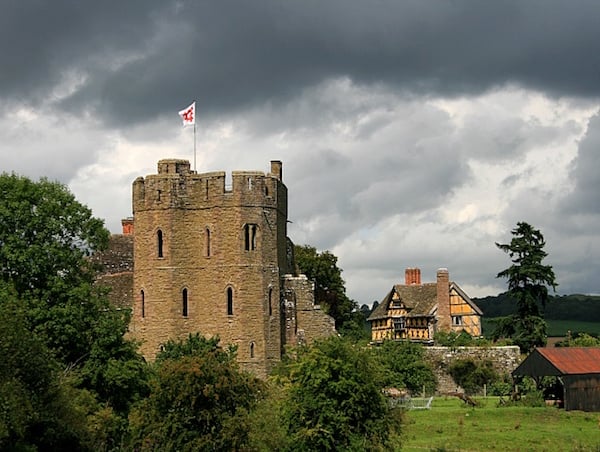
<box><xmin>368</xmin><ymin>283</ymin><xmax>438</xmax><ymax>321</ymax></box>
<box><xmin>513</xmin><ymin>347</ymin><xmax>600</xmax><ymax>377</ymax></box>
<box><xmin>450</xmin><ymin>282</ymin><xmax>483</xmax><ymax>316</ymax></box>
<box><xmin>367</xmin><ymin>279</ymin><xmax>482</xmax><ymax>322</ymax></box>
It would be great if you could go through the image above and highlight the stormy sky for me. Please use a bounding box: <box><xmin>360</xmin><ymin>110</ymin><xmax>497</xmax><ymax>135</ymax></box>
<box><xmin>2</xmin><ymin>0</ymin><xmax>600</xmax><ymax>304</ymax></box>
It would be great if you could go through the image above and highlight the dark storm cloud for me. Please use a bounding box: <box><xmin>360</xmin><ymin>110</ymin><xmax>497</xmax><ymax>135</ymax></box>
<box><xmin>2</xmin><ymin>0</ymin><xmax>600</xmax><ymax>126</ymax></box>
<box><xmin>561</xmin><ymin>112</ymin><xmax>600</xmax><ymax>215</ymax></box>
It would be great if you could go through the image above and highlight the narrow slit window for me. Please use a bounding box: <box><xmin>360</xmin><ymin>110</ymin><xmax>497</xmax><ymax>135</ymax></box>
<box><xmin>268</xmin><ymin>288</ymin><xmax>273</xmax><ymax>316</ymax></box>
<box><xmin>182</xmin><ymin>288</ymin><xmax>188</xmax><ymax>317</ymax></box>
<box><xmin>227</xmin><ymin>287</ymin><xmax>234</xmax><ymax>316</ymax></box>
<box><xmin>157</xmin><ymin>229</ymin><xmax>164</xmax><ymax>258</ymax></box>
<box><xmin>250</xmin><ymin>342</ymin><xmax>255</xmax><ymax>359</ymax></box>
<box><xmin>141</xmin><ymin>290</ymin><xmax>145</xmax><ymax>318</ymax></box>
<box><xmin>205</xmin><ymin>228</ymin><xmax>211</xmax><ymax>257</ymax></box>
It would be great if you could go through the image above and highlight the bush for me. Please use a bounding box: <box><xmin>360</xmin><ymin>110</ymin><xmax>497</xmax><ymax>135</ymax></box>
<box><xmin>373</xmin><ymin>341</ymin><xmax>437</xmax><ymax>394</ymax></box>
<box><xmin>127</xmin><ymin>334</ymin><xmax>262</xmax><ymax>451</ymax></box>
<box><xmin>282</xmin><ymin>337</ymin><xmax>403</xmax><ymax>451</ymax></box>
<box><xmin>447</xmin><ymin>359</ymin><xmax>499</xmax><ymax>395</ymax></box>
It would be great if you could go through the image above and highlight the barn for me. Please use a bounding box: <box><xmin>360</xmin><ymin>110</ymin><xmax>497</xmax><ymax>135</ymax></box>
<box><xmin>512</xmin><ymin>347</ymin><xmax>600</xmax><ymax>412</ymax></box>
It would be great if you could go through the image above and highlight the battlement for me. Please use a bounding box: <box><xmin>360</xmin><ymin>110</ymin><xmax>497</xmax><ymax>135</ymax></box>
<box><xmin>132</xmin><ymin>159</ymin><xmax>287</xmax><ymax>212</ymax></box>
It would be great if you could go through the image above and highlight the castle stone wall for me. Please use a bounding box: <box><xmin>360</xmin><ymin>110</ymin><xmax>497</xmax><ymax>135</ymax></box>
<box><xmin>128</xmin><ymin>159</ymin><xmax>333</xmax><ymax>378</ymax></box>
<box><xmin>424</xmin><ymin>346</ymin><xmax>521</xmax><ymax>394</ymax></box>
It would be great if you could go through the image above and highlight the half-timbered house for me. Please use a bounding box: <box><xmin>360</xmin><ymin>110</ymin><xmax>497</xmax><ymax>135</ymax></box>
<box><xmin>368</xmin><ymin>268</ymin><xmax>482</xmax><ymax>343</ymax></box>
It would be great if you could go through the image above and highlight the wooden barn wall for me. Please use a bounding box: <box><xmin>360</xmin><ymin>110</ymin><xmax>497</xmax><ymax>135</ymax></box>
<box><xmin>564</xmin><ymin>375</ymin><xmax>600</xmax><ymax>412</ymax></box>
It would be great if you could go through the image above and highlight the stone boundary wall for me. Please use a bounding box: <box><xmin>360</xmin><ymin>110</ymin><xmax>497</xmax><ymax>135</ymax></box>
<box><xmin>423</xmin><ymin>346</ymin><xmax>521</xmax><ymax>394</ymax></box>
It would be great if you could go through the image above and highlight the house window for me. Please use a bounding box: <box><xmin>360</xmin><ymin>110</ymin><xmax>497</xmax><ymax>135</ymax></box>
<box><xmin>205</xmin><ymin>228</ymin><xmax>211</xmax><ymax>257</ymax></box>
<box><xmin>393</xmin><ymin>318</ymin><xmax>405</xmax><ymax>332</ymax></box>
<box><xmin>244</xmin><ymin>224</ymin><xmax>257</xmax><ymax>251</ymax></box>
<box><xmin>182</xmin><ymin>288</ymin><xmax>188</xmax><ymax>317</ymax></box>
<box><xmin>452</xmin><ymin>316</ymin><xmax>462</xmax><ymax>326</ymax></box>
<box><xmin>141</xmin><ymin>290</ymin><xmax>145</xmax><ymax>318</ymax></box>
<box><xmin>227</xmin><ymin>287</ymin><xmax>234</xmax><ymax>316</ymax></box>
<box><xmin>157</xmin><ymin>229</ymin><xmax>164</xmax><ymax>258</ymax></box>
<box><xmin>250</xmin><ymin>342</ymin><xmax>255</xmax><ymax>359</ymax></box>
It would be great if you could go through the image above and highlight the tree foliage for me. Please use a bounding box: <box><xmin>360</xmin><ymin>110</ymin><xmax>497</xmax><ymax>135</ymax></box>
<box><xmin>293</xmin><ymin>244</ymin><xmax>360</xmax><ymax>333</ymax></box>
<box><xmin>0</xmin><ymin>173</ymin><xmax>109</xmax><ymax>297</ymax></box>
<box><xmin>0</xmin><ymin>297</ymin><xmax>91</xmax><ymax>450</ymax></box>
<box><xmin>447</xmin><ymin>359</ymin><xmax>499</xmax><ymax>396</ymax></box>
<box><xmin>282</xmin><ymin>337</ymin><xmax>402</xmax><ymax>451</ymax></box>
<box><xmin>373</xmin><ymin>341</ymin><xmax>437</xmax><ymax>394</ymax></box>
<box><xmin>128</xmin><ymin>334</ymin><xmax>263</xmax><ymax>451</ymax></box>
<box><xmin>0</xmin><ymin>173</ymin><xmax>148</xmax><ymax>444</ymax></box>
<box><xmin>495</xmin><ymin>222</ymin><xmax>557</xmax><ymax>352</ymax></box>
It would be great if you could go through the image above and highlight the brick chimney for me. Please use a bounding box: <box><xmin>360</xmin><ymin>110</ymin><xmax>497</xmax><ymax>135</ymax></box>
<box><xmin>405</xmin><ymin>267</ymin><xmax>421</xmax><ymax>285</ymax></box>
<box><xmin>436</xmin><ymin>268</ymin><xmax>451</xmax><ymax>332</ymax></box>
<box><xmin>121</xmin><ymin>217</ymin><xmax>134</xmax><ymax>235</ymax></box>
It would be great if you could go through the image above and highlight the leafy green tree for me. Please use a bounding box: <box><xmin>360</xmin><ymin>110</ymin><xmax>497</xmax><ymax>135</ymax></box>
<box><xmin>555</xmin><ymin>332</ymin><xmax>600</xmax><ymax>347</ymax></box>
<box><xmin>494</xmin><ymin>222</ymin><xmax>557</xmax><ymax>352</ymax></box>
<box><xmin>128</xmin><ymin>334</ymin><xmax>263</xmax><ymax>451</ymax></box>
<box><xmin>294</xmin><ymin>244</ymin><xmax>357</xmax><ymax>331</ymax></box>
<box><xmin>0</xmin><ymin>173</ymin><xmax>148</xmax><ymax>425</ymax></box>
<box><xmin>282</xmin><ymin>336</ymin><xmax>402</xmax><ymax>451</ymax></box>
<box><xmin>374</xmin><ymin>341</ymin><xmax>437</xmax><ymax>394</ymax></box>
<box><xmin>0</xmin><ymin>296</ymin><xmax>91</xmax><ymax>450</ymax></box>
<box><xmin>447</xmin><ymin>359</ymin><xmax>499</xmax><ymax>396</ymax></box>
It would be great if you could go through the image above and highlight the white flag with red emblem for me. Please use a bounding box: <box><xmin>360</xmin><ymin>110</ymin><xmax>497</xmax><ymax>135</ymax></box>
<box><xmin>178</xmin><ymin>102</ymin><xmax>196</xmax><ymax>126</ymax></box>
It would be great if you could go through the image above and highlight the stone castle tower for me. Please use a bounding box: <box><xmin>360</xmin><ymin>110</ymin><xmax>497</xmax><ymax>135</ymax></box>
<box><xmin>127</xmin><ymin>159</ymin><xmax>334</xmax><ymax>377</ymax></box>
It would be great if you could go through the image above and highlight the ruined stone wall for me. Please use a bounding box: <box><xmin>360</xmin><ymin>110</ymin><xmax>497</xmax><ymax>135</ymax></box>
<box><xmin>282</xmin><ymin>274</ymin><xmax>336</xmax><ymax>347</ymax></box>
<box><xmin>423</xmin><ymin>346</ymin><xmax>521</xmax><ymax>394</ymax></box>
<box><xmin>92</xmin><ymin>234</ymin><xmax>134</xmax><ymax>309</ymax></box>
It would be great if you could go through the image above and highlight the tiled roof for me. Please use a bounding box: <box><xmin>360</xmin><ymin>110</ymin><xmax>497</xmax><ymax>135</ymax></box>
<box><xmin>537</xmin><ymin>347</ymin><xmax>600</xmax><ymax>375</ymax></box>
<box><xmin>368</xmin><ymin>283</ymin><xmax>438</xmax><ymax>321</ymax></box>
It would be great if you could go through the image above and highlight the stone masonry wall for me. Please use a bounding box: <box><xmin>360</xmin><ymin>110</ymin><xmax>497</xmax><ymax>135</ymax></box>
<box><xmin>92</xmin><ymin>234</ymin><xmax>134</xmax><ymax>309</ymax></box>
<box><xmin>423</xmin><ymin>346</ymin><xmax>521</xmax><ymax>394</ymax></box>
<box><xmin>127</xmin><ymin>159</ymin><xmax>333</xmax><ymax>378</ymax></box>
<box><xmin>282</xmin><ymin>274</ymin><xmax>336</xmax><ymax>347</ymax></box>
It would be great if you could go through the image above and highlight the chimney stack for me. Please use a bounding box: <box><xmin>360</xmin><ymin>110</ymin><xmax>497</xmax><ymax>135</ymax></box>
<box><xmin>121</xmin><ymin>217</ymin><xmax>134</xmax><ymax>235</ymax></box>
<box><xmin>405</xmin><ymin>268</ymin><xmax>421</xmax><ymax>285</ymax></box>
<box><xmin>436</xmin><ymin>268</ymin><xmax>451</xmax><ymax>332</ymax></box>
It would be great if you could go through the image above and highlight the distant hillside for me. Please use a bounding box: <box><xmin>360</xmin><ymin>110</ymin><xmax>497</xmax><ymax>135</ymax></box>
<box><xmin>474</xmin><ymin>293</ymin><xmax>600</xmax><ymax>322</ymax></box>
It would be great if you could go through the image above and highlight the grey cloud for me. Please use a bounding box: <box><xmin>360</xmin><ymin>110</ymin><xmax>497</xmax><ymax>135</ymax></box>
<box><xmin>561</xmin><ymin>113</ymin><xmax>600</xmax><ymax>215</ymax></box>
<box><xmin>3</xmin><ymin>1</ymin><xmax>600</xmax><ymax>126</ymax></box>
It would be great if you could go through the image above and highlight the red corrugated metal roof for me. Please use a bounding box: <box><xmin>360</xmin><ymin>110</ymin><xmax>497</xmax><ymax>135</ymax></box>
<box><xmin>536</xmin><ymin>347</ymin><xmax>600</xmax><ymax>375</ymax></box>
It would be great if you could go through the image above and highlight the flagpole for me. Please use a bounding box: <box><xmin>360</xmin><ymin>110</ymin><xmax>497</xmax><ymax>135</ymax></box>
<box><xmin>194</xmin><ymin>121</ymin><xmax>197</xmax><ymax>172</ymax></box>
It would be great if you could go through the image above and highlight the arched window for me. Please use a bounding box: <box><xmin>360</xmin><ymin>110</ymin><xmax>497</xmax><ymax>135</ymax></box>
<box><xmin>182</xmin><ymin>288</ymin><xmax>188</xmax><ymax>317</ymax></box>
<box><xmin>250</xmin><ymin>342</ymin><xmax>255</xmax><ymax>359</ymax></box>
<box><xmin>268</xmin><ymin>287</ymin><xmax>273</xmax><ymax>316</ymax></box>
<box><xmin>141</xmin><ymin>290</ymin><xmax>145</xmax><ymax>318</ymax></box>
<box><xmin>227</xmin><ymin>287</ymin><xmax>234</xmax><ymax>316</ymax></box>
<box><xmin>157</xmin><ymin>229</ymin><xmax>164</xmax><ymax>258</ymax></box>
<box><xmin>205</xmin><ymin>227</ymin><xmax>211</xmax><ymax>257</ymax></box>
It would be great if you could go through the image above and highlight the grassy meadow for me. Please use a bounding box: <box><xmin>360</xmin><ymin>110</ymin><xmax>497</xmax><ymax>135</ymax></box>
<box><xmin>481</xmin><ymin>318</ymin><xmax>600</xmax><ymax>338</ymax></box>
<box><xmin>401</xmin><ymin>397</ymin><xmax>600</xmax><ymax>452</ymax></box>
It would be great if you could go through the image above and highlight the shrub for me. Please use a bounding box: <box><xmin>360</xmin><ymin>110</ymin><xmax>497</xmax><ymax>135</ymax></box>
<box><xmin>282</xmin><ymin>337</ymin><xmax>403</xmax><ymax>451</ymax></box>
<box><xmin>447</xmin><ymin>359</ymin><xmax>499</xmax><ymax>395</ymax></box>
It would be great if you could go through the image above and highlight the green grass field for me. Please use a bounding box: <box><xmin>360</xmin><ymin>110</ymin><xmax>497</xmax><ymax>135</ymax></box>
<box><xmin>482</xmin><ymin>319</ymin><xmax>600</xmax><ymax>338</ymax></box>
<box><xmin>545</xmin><ymin>320</ymin><xmax>600</xmax><ymax>337</ymax></box>
<box><xmin>401</xmin><ymin>397</ymin><xmax>599</xmax><ymax>452</ymax></box>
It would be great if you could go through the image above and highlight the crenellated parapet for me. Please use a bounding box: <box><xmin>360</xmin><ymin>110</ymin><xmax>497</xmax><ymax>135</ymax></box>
<box><xmin>132</xmin><ymin>159</ymin><xmax>286</xmax><ymax>215</ymax></box>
